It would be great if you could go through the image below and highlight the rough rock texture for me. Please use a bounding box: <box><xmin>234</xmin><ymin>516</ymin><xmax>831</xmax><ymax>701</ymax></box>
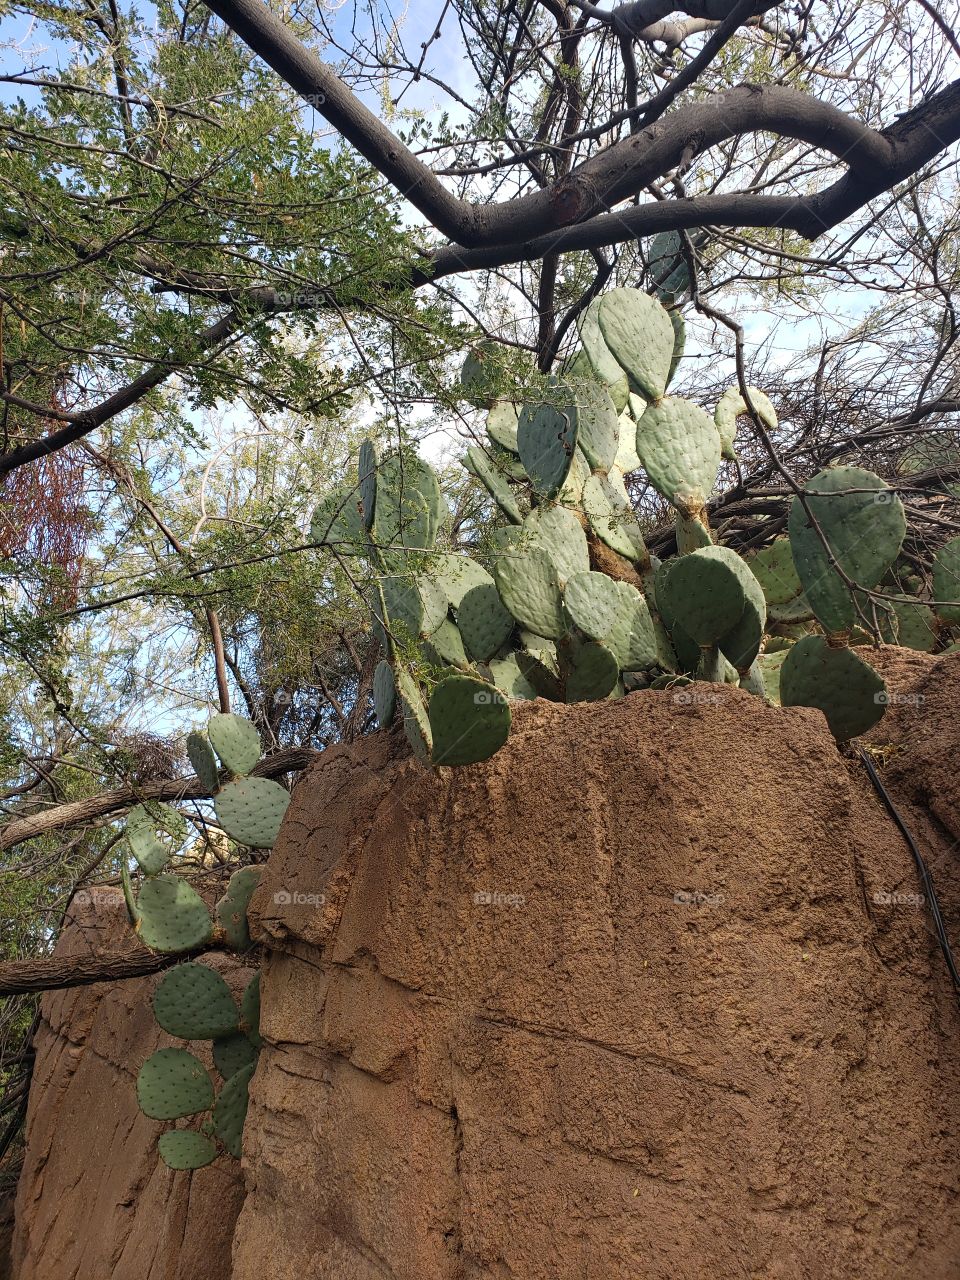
<box><xmin>11</xmin><ymin>888</ymin><xmax>251</xmax><ymax>1280</ymax></box>
<box><xmin>233</xmin><ymin>655</ymin><xmax>960</xmax><ymax>1280</ymax></box>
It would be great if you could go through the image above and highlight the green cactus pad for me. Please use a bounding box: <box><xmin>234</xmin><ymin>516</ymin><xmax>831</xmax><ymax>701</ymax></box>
<box><xmin>158</xmin><ymin>1130</ymin><xmax>218</xmax><ymax>1170</ymax></box>
<box><xmin>739</xmin><ymin>661</ymin><xmax>767</xmax><ymax>699</ymax></box>
<box><xmin>516</xmin><ymin>648</ymin><xmax>564</xmax><ymax>701</ymax></box>
<box><xmin>577</xmin><ymin>298</ymin><xmax>631</xmax><ymax>411</ymax></box>
<box><xmin>137</xmin><ymin>1048</ymin><xmax>214</xmax><ymax>1120</ymax></box>
<box><xmin>382</xmin><ymin>574</ymin><xmax>447</xmax><ymax>642</ymax></box>
<box><xmin>465</xmin><ymin>445</ymin><xmax>523</xmax><ymax>524</ymax></box>
<box><xmin>635</xmin><ymin>396</ymin><xmax>720</xmax><ymax>515</ymax></box>
<box><xmin>717</xmin><ymin>557</ymin><xmax>767</xmax><ymax>672</ymax></box>
<box><xmin>153</xmin><ymin>962</ymin><xmax>240</xmax><ymax>1040</ymax></box>
<box><xmin>779</xmin><ymin>635</ymin><xmax>886</xmax><ymax>740</ymax></box>
<box><xmin>358</xmin><ymin>438</ymin><xmax>378</xmax><ymax>529</ymax></box>
<box><xmin>428</xmin><ymin>675</ymin><xmax>512</xmax><ymax>766</ymax></box>
<box><xmin>522</xmin><ymin>505</ymin><xmax>590</xmax><ymax>585</ymax></box>
<box><xmin>748</xmin><ymin>538</ymin><xmax>802</xmax><ymax>605</ymax></box>
<box><xmin>488</xmin><ymin>655</ymin><xmax>538</xmax><ymax>700</ymax></box>
<box><xmin>493</xmin><ymin>546</ymin><xmax>566</xmax><ymax>639</ymax></box>
<box><xmin>372</xmin><ymin>452</ymin><xmax>444</xmax><ymax>568</ymax></box>
<box><xmin>213</xmin><ymin>1062</ymin><xmax>255</xmax><ymax>1159</ymax></box>
<box><xmin>557</xmin><ymin>446</ymin><xmax>591</xmax><ymax>505</ymax></box>
<box><xmin>714</xmin><ymin>386</ymin><xmax>777</xmax><ymax>460</ymax></box>
<box><xmin>564</xmin><ymin>639</ymin><xmax>620</xmax><ymax>702</ymax></box>
<box><xmin>767</xmin><ymin>594</ymin><xmax>815</xmax><ymax>625</ymax></box>
<box><xmin>138</xmin><ymin>876</ymin><xmax>213</xmax><ymax>953</ymax></box>
<box><xmin>614</xmin><ymin>412</ymin><xmax>643</xmax><ymax>474</ymax></box>
<box><xmin>186</xmin><ymin>733</ymin><xmax>219</xmax><ymax>793</ymax></box>
<box><xmin>213</xmin><ymin>1032</ymin><xmax>259</xmax><ymax>1080</ymax></box>
<box><xmin>396</xmin><ymin>670</ymin><xmax>433</xmax><ymax>765</ymax></box>
<box><xmin>214</xmin><ymin>778</ymin><xmax>290</xmax><ymax>848</ymax></box>
<box><xmin>373</xmin><ymin>659</ymin><xmax>397</xmax><ymax>726</ymax></box>
<box><xmin>563</xmin><ymin>571</ymin><xmax>624</xmax><ymax>640</ymax></box>
<box><xmin>310</xmin><ymin>482</ymin><xmax>365</xmax><ymax>549</ymax></box>
<box><xmin>675</xmin><ymin>513</ymin><xmax>712</xmax><ymax>555</ymax></box>
<box><xmin>486</xmin><ymin>401</ymin><xmax>520</xmax><ymax>453</ymax></box>
<box><xmin>422</xmin><ymin>618</ymin><xmax>469</xmax><ymax>669</ymax></box>
<box><xmin>517</xmin><ymin>394</ymin><xmax>578</xmax><ymax>499</ymax></box>
<box><xmin>648</xmin><ymin>229</ymin><xmax>691</xmax><ymax>300</ymax></box>
<box><xmin>658</xmin><ymin>546</ymin><xmax>747</xmax><ymax>647</ymax></box>
<box><xmin>874</xmin><ymin>597</ymin><xmax>938</xmax><ymax>651</ymax></box>
<box><xmin>126</xmin><ymin>803</ymin><xmax>187</xmax><ymax>877</ymax></box>
<box><xmin>787</xmin><ymin>466</ymin><xmax>906</xmax><ymax>633</ymax></box>
<box><xmin>933</xmin><ymin>537</ymin><xmax>960</xmax><ymax>622</ymax></box>
<box><xmin>604</xmin><ymin>584</ymin><xmax>659</xmax><ymax>670</ymax></box>
<box><xmin>215</xmin><ymin>866</ymin><xmax>263</xmax><ymax>950</ymax></box>
<box><xmin>207</xmin><ymin>713</ymin><xmax>262</xmax><ymax>777</ymax></box>
<box><xmin>456</xmin><ymin>583</ymin><xmax>515</xmax><ymax>662</ymax></box>
<box><xmin>596</xmin><ymin>289</ymin><xmax>675</xmax><ymax>404</ymax></box>
<box><xmin>756</xmin><ymin>649</ymin><xmax>789</xmax><ymax>705</ymax></box>
<box><xmin>666</xmin><ymin>308</ymin><xmax>685</xmax><ymax>390</ymax></box>
<box><xmin>241</xmin><ymin>972</ymin><xmax>262</xmax><ymax>1047</ymax></box>
<box><xmin>433</xmin><ymin>555</ymin><xmax>495</xmax><ymax>609</ymax></box>
<box><xmin>571</xmin><ymin>380</ymin><xmax>619</xmax><ymax>472</ymax></box>
<box><xmin>461</xmin><ymin>341</ymin><xmax>506</xmax><ymax>408</ymax></box>
<box><xmin>582</xmin><ymin>472</ymin><xmax>647</xmax><ymax>562</ymax></box>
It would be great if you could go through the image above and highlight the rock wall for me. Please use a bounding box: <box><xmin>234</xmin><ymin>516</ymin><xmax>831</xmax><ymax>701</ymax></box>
<box><xmin>11</xmin><ymin>889</ymin><xmax>250</xmax><ymax>1280</ymax></box>
<box><xmin>234</xmin><ymin>652</ymin><xmax>960</xmax><ymax>1280</ymax></box>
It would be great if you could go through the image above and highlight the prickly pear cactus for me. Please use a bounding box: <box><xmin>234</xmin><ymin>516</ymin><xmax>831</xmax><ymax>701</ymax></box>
<box><xmin>310</xmin><ymin>286</ymin><xmax>954</xmax><ymax>765</ymax></box>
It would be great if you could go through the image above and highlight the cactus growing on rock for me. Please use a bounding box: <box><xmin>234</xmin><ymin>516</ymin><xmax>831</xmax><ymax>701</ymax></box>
<box><xmin>312</xmin><ymin>285</ymin><xmax>959</xmax><ymax>768</ymax></box>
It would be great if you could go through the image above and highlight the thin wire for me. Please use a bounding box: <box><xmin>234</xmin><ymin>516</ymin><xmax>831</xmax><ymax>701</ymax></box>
<box><xmin>858</xmin><ymin>747</ymin><xmax>960</xmax><ymax>1001</ymax></box>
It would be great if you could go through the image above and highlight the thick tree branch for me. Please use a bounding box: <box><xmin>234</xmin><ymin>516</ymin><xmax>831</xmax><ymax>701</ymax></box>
<box><xmin>0</xmin><ymin>942</ymin><xmax>214</xmax><ymax>996</ymax></box>
<box><xmin>0</xmin><ymin>745</ymin><xmax>317</xmax><ymax>851</ymax></box>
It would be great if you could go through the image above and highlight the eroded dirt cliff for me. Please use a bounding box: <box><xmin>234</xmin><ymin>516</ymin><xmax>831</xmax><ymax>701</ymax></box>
<box><xmin>233</xmin><ymin>652</ymin><xmax>960</xmax><ymax>1279</ymax></box>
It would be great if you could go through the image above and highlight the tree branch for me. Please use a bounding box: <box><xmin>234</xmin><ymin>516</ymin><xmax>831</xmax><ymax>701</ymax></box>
<box><xmin>0</xmin><ymin>942</ymin><xmax>215</xmax><ymax>997</ymax></box>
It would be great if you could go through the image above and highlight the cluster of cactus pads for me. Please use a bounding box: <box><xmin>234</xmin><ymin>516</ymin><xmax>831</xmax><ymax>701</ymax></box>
<box><xmin>122</xmin><ymin>712</ymin><xmax>288</xmax><ymax>1169</ymax></box>
<box><xmin>313</xmin><ymin>282</ymin><xmax>960</xmax><ymax>762</ymax></box>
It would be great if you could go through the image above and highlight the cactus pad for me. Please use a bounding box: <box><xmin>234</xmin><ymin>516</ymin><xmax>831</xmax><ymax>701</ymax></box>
<box><xmin>874</xmin><ymin>597</ymin><xmax>938</xmax><ymax>651</ymax></box>
<box><xmin>213</xmin><ymin>1062</ymin><xmax>255</xmax><ymax>1159</ymax></box>
<box><xmin>787</xmin><ymin>466</ymin><xmax>906</xmax><ymax>633</ymax></box>
<box><xmin>215</xmin><ymin>866</ymin><xmax>263</xmax><ymax>950</ymax></box>
<box><xmin>158</xmin><ymin>1130</ymin><xmax>218</xmax><ymax>1170</ymax></box>
<box><xmin>429</xmin><ymin>675</ymin><xmax>512</xmax><ymax>765</ymax></box>
<box><xmin>423</xmin><ymin>618</ymin><xmax>469</xmax><ymax>668</ymax></box>
<box><xmin>138</xmin><ymin>876</ymin><xmax>213</xmax><ymax>953</ymax></box>
<box><xmin>933</xmin><ymin>537</ymin><xmax>960</xmax><ymax>622</ymax></box>
<box><xmin>456</xmin><ymin>583</ymin><xmax>515</xmax><ymax>662</ymax></box>
<box><xmin>465</xmin><ymin>445</ymin><xmax>523</xmax><ymax>524</ymax></box>
<box><xmin>748</xmin><ymin>538</ymin><xmax>802</xmax><ymax>606</ymax></box>
<box><xmin>373</xmin><ymin>659</ymin><xmax>397</xmax><ymax>727</ymax></box>
<box><xmin>126</xmin><ymin>803</ymin><xmax>186</xmax><ymax>877</ymax></box>
<box><xmin>714</xmin><ymin>386</ymin><xmax>777</xmax><ymax>460</ymax></box>
<box><xmin>582</xmin><ymin>473</ymin><xmax>647</xmax><ymax>562</ymax></box>
<box><xmin>208</xmin><ymin>713</ymin><xmax>262</xmax><ymax>777</ymax></box>
<box><xmin>486</xmin><ymin>401</ymin><xmax>520</xmax><ymax>453</ymax></box>
<box><xmin>372</xmin><ymin>452</ymin><xmax>444</xmax><ymax>567</ymax></box>
<box><xmin>614</xmin><ymin>411</ymin><xmax>643</xmax><ymax>474</ymax></box>
<box><xmin>137</xmin><ymin>1048</ymin><xmax>213</xmax><ymax>1120</ymax></box>
<box><xmin>434</xmin><ymin>555</ymin><xmax>495</xmax><ymax>608</ymax></box>
<box><xmin>564</xmin><ymin>639</ymin><xmax>620</xmax><ymax>702</ymax></box>
<box><xmin>571</xmin><ymin>380</ymin><xmax>619</xmax><ymax>473</ymax></box>
<box><xmin>358</xmin><ymin>438</ymin><xmax>378</xmax><ymax>529</ymax></box>
<box><xmin>596</xmin><ymin>288</ymin><xmax>675</xmax><ymax>404</ymax></box>
<box><xmin>489</xmin><ymin>655</ymin><xmax>538</xmax><ymax>700</ymax></box>
<box><xmin>241</xmin><ymin>972</ymin><xmax>262</xmax><ymax>1047</ymax></box>
<box><xmin>396</xmin><ymin>670</ymin><xmax>433</xmax><ymax>765</ymax></box>
<box><xmin>779</xmin><ymin>635</ymin><xmax>886</xmax><ymax>740</ymax></box>
<box><xmin>577</xmin><ymin>298</ymin><xmax>630</xmax><ymax>411</ymax></box>
<box><xmin>517</xmin><ymin>395</ymin><xmax>578</xmax><ymax>499</ymax></box>
<box><xmin>153</xmin><ymin>962</ymin><xmax>239</xmax><ymax>1040</ymax></box>
<box><xmin>214</xmin><ymin>778</ymin><xmax>290</xmax><ymax>849</ymax></box>
<box><xmin>635</xmin><ymin>396</ymin><xmax>720</xmax><ymax>515</ymax></box>
<box><xmin>523</xmin><ymin>505</ymin><xmax>590</xmax><ymax>585</ymax></box>
<box><xmin>186</xmin><ymin>733</ymin><xmax>219</xmax><ymax>792</ymax></box>
<box><xmin>310</xmin><ymin>482</ymin><xmax>365</xmax><ymax>549</ymax></box>
<box><xmin>213</xmin><ymin>1032</ymin><xmax>258</xmax><ymax>1080</ymax></box>
<box><xmin>563</xmin><ymin>571</ymin><xmax>624</xmax><ymax>640</ymax></box>
<box><xmin>604</xmin><ymin>583</ymin><xmax>659</xmax><ymax>670</ymax></box>
<box><xmin>658</xmin><ymin>546</ymin><xmax>747</xmax><ymax>647</ymax></box>
<box><xmin>493</xmin><ymin>546</ymin><xmax>566</xmax><ymax>639</ymax></box>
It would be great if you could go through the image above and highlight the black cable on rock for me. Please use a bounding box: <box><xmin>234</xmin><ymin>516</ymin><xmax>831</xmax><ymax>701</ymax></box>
<box><xmin>859</xmin><ymin>747</ymin><xmax>960</xmax><ymax>1001</ymax></box>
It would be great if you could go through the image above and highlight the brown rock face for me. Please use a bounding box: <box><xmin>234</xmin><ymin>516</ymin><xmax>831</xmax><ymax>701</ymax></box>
<box><xmin>235</xmin><ymin>669</ymin><xmax>960</xmax><ymax>1280</ymax></box>
<box><xmin>11</xmin><ymin>888</ymin><xmax>250</xmax><ymax>1280</ymax></box>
